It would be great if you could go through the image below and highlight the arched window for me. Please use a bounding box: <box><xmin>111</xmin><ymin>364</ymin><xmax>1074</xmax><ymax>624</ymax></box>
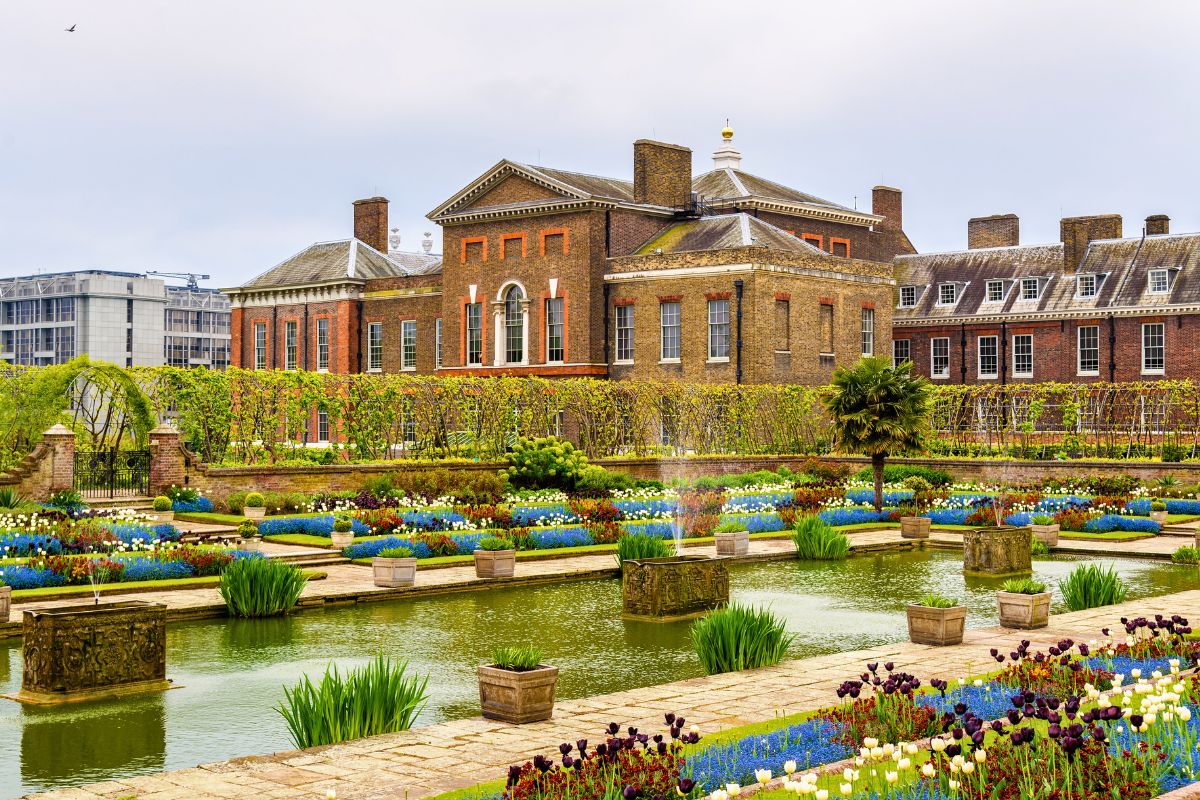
<box><xmin>504</xmin><ymin>285</ymin><xmax>524</xmax><ymax>363</ymax></box>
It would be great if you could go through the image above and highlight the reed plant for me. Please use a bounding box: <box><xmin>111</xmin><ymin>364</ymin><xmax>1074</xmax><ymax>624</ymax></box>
<box><xmin>615</xmin><ymin>532</ymin><xmax>675</xmax><ymax>569</ymax></box>
<box><xmin>1001</xmin><ymin>577</ymin><xmax>1047</xmax><ymax>594</ymax></box>
<box><xmin>790</xmin><ymin>515</ymin><xmax>849</xmax><ymax>560</ymax></box>
<box><xmin>492</xmin><ymin>645</ymin><xmax>544</xmax><ymax>671</ymax></box>
<box><xmin>277</xmin><ymin>654</ymin><xmax>429</xmax><ymax>748</ymax></box>
<box><xmin>1030</xmin><ymin>534</ymin><xmax>1049</xmax><ymax>557</ymax></box>
<box><xmin>1058</xmin><ymin>563</ymin><xmax>1128</xmax><ymax>611</ymax></box>
<box><xmin>219</xmin><ymin>556</ymin><xmax>307</xmax><ymax>618</ymax></box>
<box><xmin>915</xmin><ymin>593</ymin><xmax>958</xmax><ymax>608</ymax></box>
<box><xmin>691</xmin><ymin>603</ymin><xmax>795</xmax><ymax>675</ymax></box>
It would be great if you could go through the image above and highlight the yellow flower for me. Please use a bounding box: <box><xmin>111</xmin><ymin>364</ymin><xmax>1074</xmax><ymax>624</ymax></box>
<box><xmin>921</xmin><ymin>763</ymin><xmax>936</xmax><ymax>778</ymax></box>
<box><xmin>839</xmin><ymin>784</ymin><xmax>853</xmax><ymax>797</ymax></box>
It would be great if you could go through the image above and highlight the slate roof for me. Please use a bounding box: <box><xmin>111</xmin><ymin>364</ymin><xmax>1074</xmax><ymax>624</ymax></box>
<box><xmin>239</xmin><ymin>240</ymin><xmax>442</xmax><ymax>289</ymax></box>
<box><xmin>519</xmin><ymin>165</ymin><xmax>635</xmax><ymax>203</ymax></box>
<box><xmin>635</xmin><ymin>214</ymin><xmax>829</xmax><ymax>256</ymax></box>
<box><xmin>692</xmin><ymin>168</ymin><xmax>859</xmax><ymax>215</ymax></box>
<box><xmin>894</xmin><ymin>233</ymin><xmax>1200</xmax><ymax>322</ymax></box>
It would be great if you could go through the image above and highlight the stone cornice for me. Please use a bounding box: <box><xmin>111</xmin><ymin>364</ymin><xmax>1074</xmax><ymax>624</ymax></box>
<box><xmin>707</xmin><ymin>197</ymin><xmax>882</xmax><ymax>227</ymax></box>
<box><xmin>226</xmin><ymin>281</ymin><xmax>364</xmax><ymax>308</ymax></box>
<box><xmin>894</xmin><ymin>303</ymin><xmax>1200</xmax><ymax>327</ymax></box>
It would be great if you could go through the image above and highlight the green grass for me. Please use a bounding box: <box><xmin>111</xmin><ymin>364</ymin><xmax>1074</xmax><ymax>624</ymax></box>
<box><xmin>175</xmin><ymin>511</ymin><xmax>250</xmax><ymax>525</ymax></box>
<box><xmin>1058</xmin><ymin>529</ymin><xmax>1157</xmax><ymax>542</ymax></box>
<box><xmin>691</xmin><ymin>603</ymin><xmax>795</xmax><ymax>675</ymax></box>
<box><xmin>8</xmin><ymin>570</ymin><xmax>326</xmax><ymax>602</ymax></box>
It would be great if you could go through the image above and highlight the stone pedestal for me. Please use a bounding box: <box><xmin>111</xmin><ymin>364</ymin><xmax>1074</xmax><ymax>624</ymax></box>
<box><xmin>963</xmin><ymin>526</ymin><xmax>1032</xmax><ymax>577</ymax></box>
<box><xmin>621</xmin><ymin>555</ymin><xmax>729</xmax><ymax>621</ymax></box>
<box><xmin>11</xmin><ymin>601</ymin><xmax>169</xmax><ymax>704</ymax></box>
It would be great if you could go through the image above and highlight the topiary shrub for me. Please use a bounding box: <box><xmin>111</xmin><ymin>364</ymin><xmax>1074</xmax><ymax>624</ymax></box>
<box><xmin>244</xmin><ymin>492</ymin><xmax>265</xmax><ymax>509</ymax></box>
<box><xmin>152</xmin><ymin>496</ymin><xmax>172</xmax><ymax>512</ymax></box>
<box><xmin>332</xmin><ymin>516</ymin><xmax>353</xmax><ymax>533</ymax></box>
<box><xmin>237</xmin><ymin>519</ymin><xmax>260</xmax><ymax>539</ymax></box>
<box><xmin>506</xmin><ymin>436</ymin><xmax>589</xmax><ymax>490</ymax></box>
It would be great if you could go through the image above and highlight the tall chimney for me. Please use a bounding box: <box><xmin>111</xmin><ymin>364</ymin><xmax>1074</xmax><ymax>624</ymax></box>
<box><xmin>1060</xmin><ymin>214</ymin><xmax>1122</xmax><ymax>271</ymax></box>
<box><xmin>1146</xmin><ymin>214</ymin><xmax>1170</xmax><ymax>236</ymax></box>
<box><xmin>353</xmin><ymin>197</ymin><xmax>389</xmax><ymax>253</ymax></box>
<box><xmin>633</xmin><ymin>140</ymin><xmax>692</xmax><ymax>208</ymax></box>
<box><xmin>967</xmin><ymin>214</ymin><xmax>1020</xmax><ymax>249</ymax></box>
<box><xmin>872</xmin><ymin>186</ymin><xmax>902</xmax><ymax>229</ymax></box>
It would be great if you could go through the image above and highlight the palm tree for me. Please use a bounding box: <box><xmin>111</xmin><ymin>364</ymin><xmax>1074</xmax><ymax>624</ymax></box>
<box><xmin>823</xmin><ymin>357</ymin><xmax>932</xmax><ymax>512</ymax></box>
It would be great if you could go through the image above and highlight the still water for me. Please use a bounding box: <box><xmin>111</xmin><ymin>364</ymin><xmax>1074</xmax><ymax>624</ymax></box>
<box><xmin>0</xmin><ymin>551</ymin><xmax>1193</xmax><ymax>797</ymax></box>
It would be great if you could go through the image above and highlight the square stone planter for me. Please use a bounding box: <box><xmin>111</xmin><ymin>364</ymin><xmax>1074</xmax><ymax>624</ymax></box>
<box><xmin>330</xmin><ymin>531</ymin><xmax>355</xmax><ymax>550</ymax></box>
<box><xmin>0</xmin><ymin>585</ymin><xmax>10</xmax><ymax>620</ymax></box>
<box><xmin>475</xmin><ymin>549</ymin><xmax>516</xmax><ymax>578</ymax></box>
<box><xmin>714</xmin><ymin>530</ymin><xmax>749</xmax><ymax>556</ymax></box>
<box><xmin>243</xmin><ymin>507</ymin><xmax>266</xmax><ymax>520</ymax></box>
<box><xmin>1031</xmin><ymin>524</ymin><xmax>1059</xmax><ymax>547</ymax></box>
<box><xmin>373</xmin><ymin>556</ymin><xmax>417</xmax><ymax>588</ymax></box>
<box><xmin>905</xmin><ymin>603</ymin><xmax>966</xmax><ymax>646</ymax></box>
<box><xmin>1151</xmin><ymin>510</ymin><xmax>1169</xmax><ymax>525</ymax></box>
<box><xmin>478</xmin><ymin>663</ymin><xmax>558</xmax><ymax>723</ymax></box>
<box><xmin>997</xmin><ymin>590</ymin><xmax>1051</xmax><ymax>630</ymax></box>
<box><xmin>900</xmin><ymin>516</ymin><xmax>931</xmax><ymax>539</ymax></box>
<box><xmin>237</xmin><ymin>538</ymin><xmax>262</xmax><ymax>553</ymax></box>
<box><xmin>155</xmin><ymin>511</ymin><xmax>175</xmax><ymax>524</ymax></box>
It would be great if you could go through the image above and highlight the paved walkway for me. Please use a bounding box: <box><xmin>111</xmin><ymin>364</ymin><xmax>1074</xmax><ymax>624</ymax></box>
<box><xmin>26</xmin><ymin>589</ymin><xmax>1200</xmax><ymax>800</ymax></box>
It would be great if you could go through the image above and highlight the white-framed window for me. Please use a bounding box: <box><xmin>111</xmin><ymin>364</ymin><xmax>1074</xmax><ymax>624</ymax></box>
<box><xmin>401</xmin><ymin>320</ymin><xmax>416</xmax><ymax>370</ymax></box>
<box><xmin>253</xmin><ymin>323</ymin><xmax>267</xmax><ymax>370</ymax></box>
<box><xmin>1020</xmin><ymin>277</ymin><xmax>1040</xmax><ymax>301</ymax></box>
<box><xmin>660</xmin><ymin>302</ymin><xmax>680</xmax><ymax>361</ymax></box>
<box><xmin>545</xmin><ymin>298</ymin><xmax>564</xmax><ymax>363</ymax></box>
<box><xmin>861</xmin><ymin>308</ymin><xmax>874</xmax><ymax>356</ymax></box>
<box><xmin>316</xmin><ymin>318</ymin><xmax>329</xmax><ymax>371</ymax></box>
<box><xmin>367</xmin><ymin>322</ymin><xmax>383</xmax><ymax>371</ymax></box>
<box><xmin>316</xmin><ymin>409</ymin><xmax>329</xmax><ymax>442</ymax></box>
<box><xmin>1012</xmin><ymin>333</ymin><xmax>1033</xmax><ymax>378</ymax></box>
<box><xmin>707</xmin><ymin>299</ymin><xmax>730</xmax><ymax>361</ymax></box>
<box><xmin>284</xmin><ymin>321</ymin><xmax>297</xmax><ymax>370</ymax></box>
<box><xmin>985</xmin><ymin>280</ymin><xmax>1005</xmax><ymax>303</ymax></box>
<box><xmin>466</xmin><ymin>303</ymin><xmax>482</xmax><ymax>365</ymax></box>
<box><xmin>1142</xmin><ymin>322</ymin><xmax>1165</xmax><ymax>374</ymax></box>
<box><xmin>434</xmin><ymin>318</ymin><xmax>443</xmax><ymax>369</ymax></box>
<box><xmin>937</xmin><ymin>283</ymin><xmax>957</xmax><ymax>306</ymax></box>
<box><xmin>977</xmin><ymin>335</ymin><xmax>998</xmax><ymax>378</ymax></box>
<box><xmin>899</xmin><ymin>286</ymin><xmax>917</xmax><ymax>307</ymax></box>
<box><xmin>1076</xmin><ymin>273</ymin><xmax>1097</xmax><ymax>299</ymax></box>
<box><xmin>615</xmin><ymin>305</ymin><xmax>634</xmax><ymax>363</ymax></box>
<box><xmin>503</xmin><ymin>285</ymin><xmax>525</xmax><ymax>364</ymax></box>
<box><xmin>931</xmin><ymin>337</ymin><xmax>950</xmax><ymax>379</ymax></box>
<box><xmin>1077</xmin><ymin>325</ymin><xmax>1100</xmax><ymax>376</ymax></box>
<box><xmin>1149</xmin><ymin>269</ymin><xmax>1170</xmax><ymax>294</ymax></box>
<box><xmin>892</xmin><ymin>339</ymin><xmax>910</xmax><ymax>368</ymax></box>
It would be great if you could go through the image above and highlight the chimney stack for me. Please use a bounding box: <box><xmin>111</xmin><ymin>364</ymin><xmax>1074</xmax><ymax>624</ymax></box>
<box><xmin>633</xmin><ymin>140</ymin><xmax>692</xmax><ymax>208</ymax></box>
<box><xmin>1060</xmin><ymin>214</ymin><xmax>1122</xmax><ymax>271</ymax></box>
<box><xmin>872</xmin><ymin>186</ymin><xmax>902</xmax><ymax>230</ymax></box>
<box><xmin>353</xmin><ymin>197</ymin><xmax>389</xmax><ymax>253</ymax></box>
<box><xmin>967</xmin><ymin>214</ymin><xmax>1020</xmax><ymax>249</ymax></box>
<box><xmin>1146</xmin><ymin>214</ymin><xmax>1170</xmax><ymax>236</ymax></box>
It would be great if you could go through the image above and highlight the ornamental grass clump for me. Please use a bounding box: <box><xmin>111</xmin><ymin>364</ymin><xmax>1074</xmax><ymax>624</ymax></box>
<box><xmin>1001</xmin><ymin>577</ymin><xmax>1047</xmax><ymax>594</ymax></box>
<box><xmin>492</xmin><ymin>645</ymin><xmax>543</xmax><ymax>671</ymax></box>
<box><xmin>1059</xmin><ymin>563</ymin><xmax>1128</xmax><ymax>611</ymax></box>
<box><xmin>477</xmin><ymin>535</ymin><xmax>513</xmax><ymax>551</ymax></box>
<box><xmin>615</xmin><ymin>532</ymin><xmax>675</xmax><ymax>569</ymax></box>
<box><xmin>915</xmin><ymin>592</ymin><xmax>958</xmax><ymax>608</ymax></box>
<box><xmin>376</xmin><ymin>545</ymin><xmax>413</xmax><ymax>559</ymax></box>
<box><xmin>790</xmin><ymin>514</ymin><xmax>849</xmax><ymax>560</ymax></box>
<box><xmin>277</xmin><ymin>654</ymin><xmax>428</xmax><ymax>748</ymax></box>
<box><xmin>1172</xmin><ymin>545</ymin><xmax>1199</xmax><ymax>564</ymax></box>
<box><xmin>219</xmin><ymin>556</ymin><xmax>306</xmax><ymax>617</ymax></box>
<box><xmin>691</xmin><ymin>603</ymin><xmax>795</xmax><ymax>675</ymax></box>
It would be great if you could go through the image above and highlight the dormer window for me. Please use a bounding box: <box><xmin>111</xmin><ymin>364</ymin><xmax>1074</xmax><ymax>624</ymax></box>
<box><xmin>1020</xmin><ymin>277</ymin><xmax>1040</xmax><ymax>301</ymax></box>
<box><xmin>1076</xmin><ymin>273</ymin><xmax>1098</xmax><ymax>298</ymax></box>
<box><xmin>1149</xmin><ymin>269</ymin><xmax>1171</xmax><ymax>295</ymax></box>
<box><xmin>984</xmin><ymin>280</ymin><xmax>1005</xmax><ymax>303</ymax></box>
<box><xmin>937</xmin><ymin>283</ymin><xmax>957</xmax><ymax>306</ymax></box>
<box><xmin>899</xmin><ymin>286</ymin><xmax>918</xmax><ymax>308</ymax></box>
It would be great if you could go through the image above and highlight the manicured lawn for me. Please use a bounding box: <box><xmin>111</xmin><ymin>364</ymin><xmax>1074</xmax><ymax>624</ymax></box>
<box><xmin>1058</xmin><ymin>529</ymin><xmax>1156</xmax><ymax>542</ymax></box>
<box><xmin>9</xmin><ymin>569</ymin><xmax>327</xmax><ymax>601</ymax></box>
<box><xmin>176</xmin><ymin>510</ymin><xmax>328</xmax><ymax>526</ymax></box>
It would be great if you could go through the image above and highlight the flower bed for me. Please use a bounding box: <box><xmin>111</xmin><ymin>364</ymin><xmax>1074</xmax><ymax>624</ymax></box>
<box><xmin>257</xmin><ymin>515</ymin><xmax>371</xmax><ymax>538</ymax></box>
<box><xmin>0</xmin><ymin>545</ymin><xmax>257</xmax><ymax>589</ymax></box>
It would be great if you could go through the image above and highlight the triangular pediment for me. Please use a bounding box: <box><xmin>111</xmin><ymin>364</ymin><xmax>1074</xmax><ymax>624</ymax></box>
<box><xmin>428</xmin><ymin>160</ymin><xmax>591</xmax><ymax>220</ymax></box>
<box><xmin>463</xmin><ymin>174</ymin><xmax>563</xmax><ymax>210</ymax></box>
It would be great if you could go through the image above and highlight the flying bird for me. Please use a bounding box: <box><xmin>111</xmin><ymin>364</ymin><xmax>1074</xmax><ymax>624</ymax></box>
<box><xmin>65</xmin><ymin>24</ymin><xmax>76</xmax><ymax>32</ymax></box>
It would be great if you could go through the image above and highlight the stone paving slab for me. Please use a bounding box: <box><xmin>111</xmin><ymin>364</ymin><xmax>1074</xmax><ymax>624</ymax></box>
<box><xmin>23</xmin><ymin>589</ymin><xmax>1200</xmax><ymax>800</ymax></box>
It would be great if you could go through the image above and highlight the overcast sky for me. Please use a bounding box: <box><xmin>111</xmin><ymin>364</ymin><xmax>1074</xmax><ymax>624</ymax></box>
<box><xmin>2</xmin><ymin>1</ymin><xmax>1198</xmax><ymax>288</ymax></box>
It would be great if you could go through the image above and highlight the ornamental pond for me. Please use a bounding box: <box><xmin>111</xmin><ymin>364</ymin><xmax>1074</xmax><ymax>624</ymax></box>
<box><xmin>0</xmin><ymin>550</ymin><xmax>1194</xmax><ymax>797</ymax></box>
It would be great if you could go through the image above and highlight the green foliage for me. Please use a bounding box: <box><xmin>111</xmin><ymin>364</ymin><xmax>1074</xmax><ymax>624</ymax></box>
<box><xmin>1172</xmin><ymin>546</ymin><xmax>1198</xmax><ymax>565</ymax></box>
<box><xmin>1151</xmin><ymin>499</ymin><xmax>1167</xmax><ymax>512</ymax></box>
<box><xmin>1031</xmin><ymin>514</ymin><xmax>1055</xmax><ymax>525</ymax></box>
<box><xmin>1162</xmin><ymin>444</ymin><xmax>1188</xmax><ymax>463</ymax></box>
<box><xmin>237</xmin><ymin>520</ymin><xmax>260</xmax><ymax>539</ymax></box>
<box><xmin>714</xmin><ymin>521</ymin><xmax>747</xmax><ymax>533</ymax></box>
<box><xmin>244</xmin><ymin>492</ymin><xmax>265</xmax><ymax>508</ymax></box>
<box><xmin>1030</xmin><ymin>535</ymin><xmax>1050</xmax><ymax>557</ymax></box>
<box><xmin>0</xmin><ymin>486</ymin><xmax>26</xmax><ymax>509</ymax></box>
<box><xmin>361</xmin><ymin>474</ymin><xmax>395</xmax><ymax>497</ymax></box>
<box><xmin>1058</xmin><ymin>563</ymin><xmax>1128</xmax><ymax>611</ymax></box>
<box><xmin>901</xmin><ymin>476</ymin><xmax>932</xmax><ymax>493</ymax></box>
<box><xmin>477</xmin><ymin>536</ymin><xmax>513</xmax><ymax>552</ymax></box>
<box><xmin>915</xmin><ymin>593</ymin><xmax>958</xmax><ymax>609</ymax></box>
<box><xmin>1001</xmin><ymin>577</ymin><xmax>1047</xmax><ymax>594</ymax></box>
<box><xmin>277</xmin><ymin>654</ymin><xmax>428</xmax><ymax>749</ymax></box>
<box><xmin>506</xmin><ymin>436</ymin><xmax>589</xmax><ymax>490</ymax></box>
<box><xmin>219</xmin><ymin>557</ymin><xmax>307</xmax><ymax>618</ymax></box>
<box><xmin>377</xmin><ymin>546</ymin><xmax>414</xmax><ymax>559</ymax></box>
<box><xmin>691</xmin><ymin>603</ymin><xmax>795</xmax><ymax>675</ymax></box>
<box><xmin>332</xmin><ymin>516</ymin><xmax>353</xmax><ymax>533</ymax></box>
<box><xmin>48</xmin><ymin>488</ymin><xmax>83</xmax><ymax>509</ymax></box>
<box><xmin>227</xmin><ymin>489</ymin><xmax>308</xmax><ymax>515</ymax></box>
<box><xmin>615</xmin><ymin>533</ymin><xmax>675</xmax><ymax>569</ymax></box>
<box><xmin>790</xmin><ymin>515</ymin><xmax>849</xmax><ymax>560</ymax></box>
<box><xmin>491</xmin><ymin>645</ymin><xmax>544</xmax><ymax>671</ymax></box>
<box><xmin>152</xmin><ymin>495</ymin><xmax>172</xmax><ymax>512</ymax></box>
<box><xmin>574</xmin><ymin>464</ymin><xmax>634</xmax><ymax>494</ymax></box>
<box><xmin>851</xmin><ymin>464</ymin><xmax>952</xmax><ymax>487</ymax></box>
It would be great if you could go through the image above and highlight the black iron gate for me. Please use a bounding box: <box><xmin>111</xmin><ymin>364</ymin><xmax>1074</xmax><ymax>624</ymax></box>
<box><xmin>73</xmin><ymin>449</ymin><xmax>151</xmax><ymax>498</ymax></box>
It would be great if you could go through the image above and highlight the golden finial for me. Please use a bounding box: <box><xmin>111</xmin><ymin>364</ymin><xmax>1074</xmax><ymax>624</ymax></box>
<box><xmin>721</xmin><ymin>119</ymin><xmax>733</xmax><ymax>140</ymax></box>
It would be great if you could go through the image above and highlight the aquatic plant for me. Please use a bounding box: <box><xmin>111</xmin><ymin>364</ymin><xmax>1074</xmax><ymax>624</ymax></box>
<box><xmin>691</xmin><ymin>603</ymin><xmax>794</xmax><ymax>675</ymax></box>
<box><xmin>1059</xmin><ymin>563</ymin><xmax>1128</xmax><ymax>611</ymax></box>
<box><xmin>615</xmin><ymin>532</ymin><xmax>675</xmax><ymax>569</ymax></box>
<box><xmin>218</xmin><ymin>556</ymin><xmax>306</xmax><ymax>617</ymax></box>
<box><xmin>790</xmin><ymin>515</ymin><xmax>849</xmax><ymax>560</ymax></box>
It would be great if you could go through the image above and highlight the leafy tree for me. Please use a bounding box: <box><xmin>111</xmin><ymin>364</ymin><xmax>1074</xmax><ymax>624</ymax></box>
<box><xmin>822</xmin><ymin>357</ymin><xmax>932</xmax><ymax>512</ymax></box>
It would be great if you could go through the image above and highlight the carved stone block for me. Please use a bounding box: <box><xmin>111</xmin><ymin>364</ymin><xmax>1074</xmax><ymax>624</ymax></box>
<box><xmin>621</xmin><ymin>555</ymin><xmax>729</xmax><ymax>621</ymax></box>
<box><xmin>963</xmin><ymin>526</ymin><xmax>1032</xmax><ymax>577</ymax></box>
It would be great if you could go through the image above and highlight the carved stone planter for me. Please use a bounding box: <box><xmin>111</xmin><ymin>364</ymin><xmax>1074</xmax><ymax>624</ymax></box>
<box><xmin>905</xmin><ymin>603</ymin><xmax>966</xmax><ymax>646</ymax></box>
<box><xmin>1031</xmin><ymin>524</ymin><xmax>1059</xmax><ymax>547</ymax></box>
<box><xmin>12</xmin><ymin>601</ymin><xmax>169</xmax><ymax>704</ymax></box>
<box><xmin>1151</xmin><ymin>510</ymin><xmax>1169</xmax><ymax>525</ymax></box>
<box><xmin>475</xmin><ymin>550</ymin><xmax>516</xmax><ymax>578</ymax></box>
<box><xmin>0</xmin><ymin>585</ymin><xmax>10</xmax><ymax>620</ymax></box>
<box><xmin>963</xmin><ymin>526</ymin><xmax>1032</xmax><ymax>576</ymax></box>
<box><xmin>997</xmin><ymin>591</ymin><xmax>1051</xmax><ymax>630</ymax></box>
<box><xmin>622</xmin><ymin>555</ymin><xmax>729</xmax><ymax>621</ymax></box>
<box><xmin>900</xmin><ymin>516</ymin><xmax>931</xmax><ymax>539</ymax></box>
<box><xmin>714</xmin><ymin>530</ymin><xmax>749</xmax><ymax>556</ymax></box>
<box><xmin>373</xmin><ymin>556</ymin><xmax>417</xmax><ymax>588</ymax></box>
<box><xmin>329</xmin><ymin>531</ymin><xmax>355</xmax><ymax>550</ymax></box>
<box><xmin>237</xmin><ymin>538</ymin><xmax>262</xmax><ymax>553</ymax></box>
<box><xmin>243</xmin><ymin>506</ymin><xmax>266</xmax><ymax>520</ymax></box>
<box><xmin>478</xmin><ymin>663</ymin><xmax>558</xmax><ymax>723</ymax></box>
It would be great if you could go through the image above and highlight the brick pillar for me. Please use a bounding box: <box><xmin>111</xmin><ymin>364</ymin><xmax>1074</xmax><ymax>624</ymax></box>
<box><xmin>41</xmin><ymin>423</ymin><xmax>76</xmax><ymax>492</ymax></box>
<box><xmin>148</xmin><ymin>423</ymin><xmax>185</xmax><ymax>495</ymax></box>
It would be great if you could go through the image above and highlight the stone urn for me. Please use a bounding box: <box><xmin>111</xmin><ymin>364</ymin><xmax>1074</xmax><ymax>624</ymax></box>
<box><xmin>906</xmin><ymin>603</ymin><xmax>966</xmax><ymax>646</ymax></box>
<box><xmin>900</xmin><ymin>516</ymin><xmax>931</xmax><ymax>539</ymax></box>
<box><xmin>714</xmin><ymin>529</ymin><xmax>749</xmax><ymax>556</ymax></box>
<box><xmin>373</xmin><ymin>555</ymin><xmax>417</xmax><ymax>588</ymax></box>
<box><xmin>475</xmin><ymin>549</ymin><xmax>516</xmax><ymax>578</ymax></box>
<box><xmin>1031</xmin><ymin>523</ymin><xmax>1059</xmax><ymax>547</ymax></box>
<box><xmin>0</xmin><ymin>585</ymin><xmax>10</xmax><ymax>620</ymax></box>
<box><xmin>996</xmin><ymin>590</ymin><xmax>1051</xmax><ymax>630</ymax></box>
<box><xmin>478</xmin><ymin>663</ymin><xmax>559</xmax><ymax>724</ymax></box>
<box><xmin>237</xmin><ymin>537</ymin><xmax>262</xmax><ymax>553</ymax></box>
<box><xmin>622</xmin><ymin>555</ymin><xmax>729</xmax><ymax>621</ymax></box>
<box><xmin>243</xmin><ymin>506</ymin><xmax>266</xmax><ymax>520</ymax></box>
<box><xmin>329</xmin><ymin>531</ymin><xmax>355</xmax><ymax>550</ymax></box>
<box><xmin>963</xmin><ymin>526</ymin><xmax>1032</xmax><ymax>576</ymax></box>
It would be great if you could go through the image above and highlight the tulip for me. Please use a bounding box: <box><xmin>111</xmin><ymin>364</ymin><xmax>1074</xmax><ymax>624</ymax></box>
<box><xmin>755</xmin><ymin>769</ymin><xmax>772</xmax><ymax>785</ymax></box>
<box><xmin>839</xmin><ymin>784</ymin><xmax>852</xmax><ymax>797</ymax></box>
<box><xmin>922</xmin><ymin>762</ymin><xmax>935</xmax><ymax>778</ymax></box>
<box><xmin>726</xmin><ymin>783</ymin><xmax>741</xmax><ymax>797</ymax></box>
<box><xmin>815</xmin><ymin>791</ymin><xmax>828</xmax><ymax>800</ymax></box>
<box><xmin>784</xmin><ymin>760</ymin><xmax>797</xmax><ymax>775</ymax></box>
<box><xmin>974</xmin><ymin>748</ymin><xmax>987</xmax><ymax>762</ymax></box>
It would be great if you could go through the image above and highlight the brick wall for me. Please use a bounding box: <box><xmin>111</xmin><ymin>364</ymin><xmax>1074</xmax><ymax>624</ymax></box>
<box><xmin>1061</xmin><ymin>214</ymin><xmax>1122</xmax><ymax>271</ymax></box>
<box><xmin>608</xmin><ymin>209</ymin><xmax>674</xmax><ymax>257</ymax></box>
<box><xmin>756</xmin><ymin>211</ymin><xmax>870</xmax><ymax>261</ymax></box>
<box><xmin>968</xmin><ymin>214</ymin><xmax>1020</xmax><ymax>249</ymax></box>
<box><xmin>633</xmin><ymin>140</ymin><xmax>692</xmax><ymax>208</ymax></box>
